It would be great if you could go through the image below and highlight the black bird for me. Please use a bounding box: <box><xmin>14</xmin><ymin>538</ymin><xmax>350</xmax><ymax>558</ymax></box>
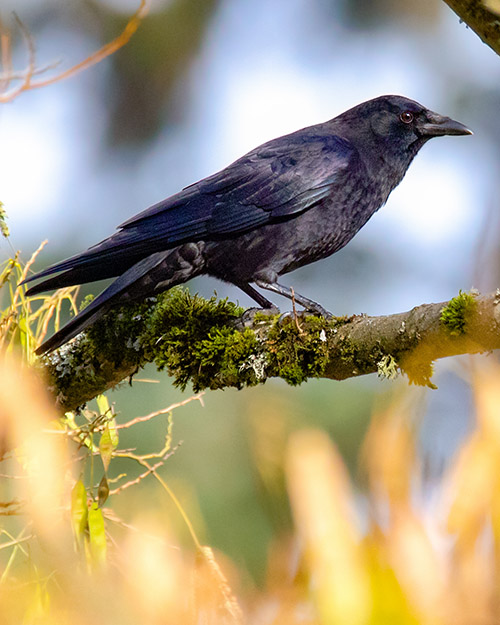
<box><xmin>24</xmin><ymin>95</ymin><xmax>472</xmax><ymax>354</ymax></box>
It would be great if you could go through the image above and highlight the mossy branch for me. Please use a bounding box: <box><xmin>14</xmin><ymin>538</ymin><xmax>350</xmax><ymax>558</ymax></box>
<box><xmin>442</xmin><ymin>0</ymin><xmax>500</xmax><ymax>57</ymax></box>
<box><xmin>36</xmin><ymin>288</ymin><xmax>500</xmax><ymax>412</ymax></box>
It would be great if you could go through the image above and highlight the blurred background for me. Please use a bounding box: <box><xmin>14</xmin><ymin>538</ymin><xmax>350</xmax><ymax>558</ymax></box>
<box><xmin>1</xmin><ymin>0</ymin><xmax>499</xmax><ymax>582</ymax></box>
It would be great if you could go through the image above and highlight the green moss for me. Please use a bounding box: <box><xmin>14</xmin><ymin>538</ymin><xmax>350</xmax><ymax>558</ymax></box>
<box><xmin>43</xmin><ymin>287</ymin><xmax>356</xmax><ymax>406</ymax></box>
<box><xmin>265</xmin><ymin>315</ymin><xmax>332</xmax><ymax>385</ymax></box>
<box><xmin>79</xmin><ymin>294</ymin><xmax>95</xmax><ymax>311</ymax></box>
<box><xmin>251</xmin><ymin>310</ymin><xmax>281</xmax><ymax>324</ymax></box>
<box><xmin>144</xmin><ymin>289</ymin><xmax>262</xmax><ymax>390</ymax></box>
<box><xmin>440</xmin><ymin>290</ymin><xmax>477</xmax><ymax>336</ymax></box>
<box><xmin>44</xmin><ymin>288</ymin><xmax>251</xmax><ymax>405</ymax></box>
<box><xmin>337</xmin><ymin>336</ymin><xmax>358</xmax><ymax>363</ymax></box>
<box><xmin>87</xmin><ymin>287</ymin><xmax>259</xmax><ymax>392</ymax></box>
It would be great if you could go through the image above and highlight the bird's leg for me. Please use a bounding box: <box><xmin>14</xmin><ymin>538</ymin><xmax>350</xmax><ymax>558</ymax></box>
<box><xmin>233</xmin><ymin>283</ymin><xmax>280</xmax><ymax>329</ymax></box>
<box><xmin>237</xmin><ymin>283</ymin><xmax>277</xmax><ymax>310</ymax></box>
<box><xmin>254</xmin><ymin>279</ymin><xmax>332</xmax><ymax>318</ymax></box>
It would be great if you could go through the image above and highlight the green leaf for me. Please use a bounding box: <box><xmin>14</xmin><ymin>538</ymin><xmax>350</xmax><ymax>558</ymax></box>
<box><xmin>108</xmin><ymin>417</ymin><xmax>119</xmax><ymax>448</ymax></box>
<box><xmin>96</xmin><ymin>394</ymin><xmax>110</xmax><ymax>416</ymax></box>
<box><xmin>88</xmin><ymin>501</ymin><xmax>107</xmax><ymax>565</ymax></box>
<box><xmin>97</xmin><ymin>395</ymin><xmax>118</xmax><ymax>472</ymax></box>
<box><xmin>17</xmin><ymin>315</ymin><xmax>28</xmax><ymax>350</ymax></box>
<box><xmin>99</xmin><ymin>423</ymin><xmax>117</xmax><ymax>473</ymax></box>
<box><xmin>71</xmin><ymin>480</ymin><xmax>88</xmax><ymax>542</ymax></box>
<box><xmin>98</xmin><ymin>474</ymin><xmax>110</xmax><ymax>507</ymax></box>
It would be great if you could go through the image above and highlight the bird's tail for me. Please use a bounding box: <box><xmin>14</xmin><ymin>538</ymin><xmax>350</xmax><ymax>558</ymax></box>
<box><xmin>35</xmin><ymin>247</ymin><xmax>204</xmax><ymax>354</ymax></box>
<box><xmin>22</xmin><ymin>232</ymin><xmax>151</xmax><ymax>296</ymax></box>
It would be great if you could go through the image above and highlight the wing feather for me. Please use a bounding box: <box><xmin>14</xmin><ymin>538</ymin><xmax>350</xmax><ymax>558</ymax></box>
<box><xmin>23</xmin><ymin>130</ymin><xmax>358</xmax><ymax>288</ymax></box>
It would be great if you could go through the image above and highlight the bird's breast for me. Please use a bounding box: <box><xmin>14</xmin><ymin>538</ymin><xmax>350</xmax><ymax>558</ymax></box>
<box><xmin>203</xmin><ymin>179</ymin><xmax>384</xmax><ymax>283</ymax></box>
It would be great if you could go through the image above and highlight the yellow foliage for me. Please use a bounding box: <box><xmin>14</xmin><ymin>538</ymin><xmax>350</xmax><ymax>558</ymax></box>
<box><xmin>0</xmin><ymin>347</ymin><xmax>499</xmax><ymax>623</ymax></box>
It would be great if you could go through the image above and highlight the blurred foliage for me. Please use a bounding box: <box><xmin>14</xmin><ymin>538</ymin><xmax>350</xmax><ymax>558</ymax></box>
<box><xmin>0</xmin><ymin>240</ymin><xmax>80</xmax><ymax>359</ymax></box>
<box><xmin>1</xmin><ymin>317</ymin><xmax>500</xmax><ymax>623</ymax></box>
<box><xmin>0</xmin><ymin>0</ymin><xmax>215</xmax><ymax>138</ymax></box>
<box><xmin>90</xmin><ymin>0</ymin><xmax>220</xmax><ymax>145</ymax></box>
<box><xmin>335</xmin><ymin>0</ymin><xmax>440</xmax><ymax>26</ymax></box>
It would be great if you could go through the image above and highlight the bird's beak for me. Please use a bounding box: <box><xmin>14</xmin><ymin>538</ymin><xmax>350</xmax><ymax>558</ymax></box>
<box><xmin>418</xmin><ymin>112</ymin><xmax>473</xmax><ymax>137</ymax></box>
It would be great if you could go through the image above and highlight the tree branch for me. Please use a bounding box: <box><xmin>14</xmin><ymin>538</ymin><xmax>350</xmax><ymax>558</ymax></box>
<box><xmin>442</xmin><ymin>0</ymin><xmax>500</xmax><ymax>56</ymax></box>
<box><xmin>37</xmin><ymin>289</ymin><xmax>500</xmax><ymax>412</ymax></box>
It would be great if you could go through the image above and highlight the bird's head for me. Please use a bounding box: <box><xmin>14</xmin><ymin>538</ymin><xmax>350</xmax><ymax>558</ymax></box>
<box><xmin>368</xmin><ymin>94</ymin><xmax>472</xmax><ymax>146</ymax></box>
<box><xmin>333</xmin><ymin>94</ymin><xmax>472</xmax><ymax>171</ymax></box>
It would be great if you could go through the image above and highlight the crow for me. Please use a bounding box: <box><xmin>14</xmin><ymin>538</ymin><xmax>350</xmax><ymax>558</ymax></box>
<box><xmin>24</xmin><ymin>95</ymin><xmax>472</xmax><ymax>354</ymax></box>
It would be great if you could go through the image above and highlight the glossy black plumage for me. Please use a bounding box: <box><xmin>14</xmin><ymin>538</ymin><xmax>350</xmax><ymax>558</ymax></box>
<box><xmin>24</xmin><ymin>95</ymin><xmax>472</xmax><ymax>353</ymax></box>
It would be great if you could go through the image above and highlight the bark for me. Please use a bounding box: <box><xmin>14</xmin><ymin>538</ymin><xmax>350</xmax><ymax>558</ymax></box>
<box><xmin>443</xmin><ymin>0</ymin><xmax>500</xmax><ymax>56</ymax></box>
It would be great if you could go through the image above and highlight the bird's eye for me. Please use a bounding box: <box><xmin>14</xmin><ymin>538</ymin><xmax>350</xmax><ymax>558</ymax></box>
<box><xmin>400</xmin><ymin>111</ymin><xmax>414</xmax><ymax>124</ymax></box>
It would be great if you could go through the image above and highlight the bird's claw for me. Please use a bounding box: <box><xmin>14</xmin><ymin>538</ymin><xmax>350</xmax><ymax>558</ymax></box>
<box><xmin>277</xmin><ymin>310</ymin><xmax>294</xmax><ymax>323</ymax></box>
<box><xmin>235</xmin><ymin>304</ymin><xmax>333</xmax><ymax>331</ymax></box>
<box><xmin>279</xmin><ymin>308</ymin><xmax>332</xmax><ymax>322</ymax></box>
<box><xmin>234</xmin><ymin>306</ymin><xmax>281</xmax><ymax>329</ymax></box>
<box><xmin>307</xmin><ymin>307</ymin><xmax>333</xmax><ymax>320</ymax></box>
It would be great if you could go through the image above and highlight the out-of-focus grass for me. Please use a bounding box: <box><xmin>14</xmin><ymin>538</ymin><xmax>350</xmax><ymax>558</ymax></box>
<box><xmin>0</xmin><ymin>241</ymin><xmax>80</xmax><ymax>359</ymax></box>
<box><xmin>2</xmin><ymin>250</ymin><xmax>500</xmax><ymax>623</ymax></box>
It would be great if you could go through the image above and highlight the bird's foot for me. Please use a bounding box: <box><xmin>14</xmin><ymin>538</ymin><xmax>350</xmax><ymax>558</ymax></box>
<box><xmin>234</xmin><ymin>305</ymin><xmax>333</xmax><ymax>331</ymax></box>
<box><xmin>235</xmin><ymin>306</ymin><xmax>280</xmax><ymax>329</ymax></box>
<box><xmin>303</xmin><ymin>306</ymin><xmax>333</xmax><ymax>320</ymax></box>
<box><xmin>277</xmin><ymin>308</ymin><xmax>332</xmax><ymax>335</ymax></box>
<box><xmin>279</xmin><ymin>308</ymin><xmax>332</xmax><ymax>322</ymax></box>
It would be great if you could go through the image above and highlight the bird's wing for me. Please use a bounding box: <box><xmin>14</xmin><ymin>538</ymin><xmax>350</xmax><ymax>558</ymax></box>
<box><xmin>23</xmin><ymin>132</ymin><xmax>358</xmax><ymax>288</ymax></box>
<box><xmin>123</xmin><ymin>132</ymin><xmax>357</xmax><ymax>238</ymax></box>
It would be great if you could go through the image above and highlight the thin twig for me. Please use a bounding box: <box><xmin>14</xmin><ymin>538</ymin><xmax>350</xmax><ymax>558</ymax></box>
<box><xmin>0</xmin><ymin>535</ymin><xmax>33</xmax><ymax>550</ymax></box>
<box><xmin>0</xmin><ymin>61</ymin><xmax>60</xmax><ymax>82</ymax></box>
<box><xmin>0</xmin><ymin>1</ymin><xmax>149</xmax><ymax>103</ymax></box>
<box><xmin>113</xmin><ymin>393</ymin><xmax>204</xmax><ymax>431</ymax></box>
<box><xmin>0</xmin><ymin>14</ymin><xmax>36</xmax><ymax>102</ymax></box>
<box><xmin>14</xmin><ymin>13</ymin><xmax>35</xmax><ymax>90</ymax></box>
<box><xmin>290</xmin><ymin>286</ymin><xmax>303</xmax><ymax>334</ymax></box>
<box><xmin>108</xmin><ymin>450</ymin><xmax>179</xmax><ymax>496</ymax></box>
<box><xmin>11</xmin><ymin>240</ymin><xmax>47</xmax><ymax>311</ymax></box>
<box><xmin>0</xmin><ymin>22</ymin><xmax>12</xmax><ymax>91</ymax></box>
<box><xmin>30</xmin><ymin>0</ymin><xmax>148</xmax><ymax>90</ymax></box>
